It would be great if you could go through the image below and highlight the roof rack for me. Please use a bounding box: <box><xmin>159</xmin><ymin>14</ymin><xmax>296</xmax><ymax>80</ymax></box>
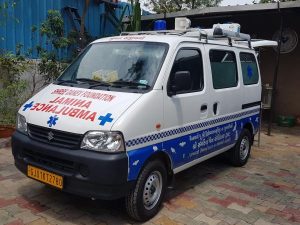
<box><xmin>120</xmin><ymin>25</ymin><xmax>252</xmax><ymax>48</ymax></box>
<box><xmin>121</xmin><ymin>28</ymin><xmax>209</xmax><ymax>43</ymax></box>
<box><xmin>121</xmin><ymin>28</ymin><xmax>206</xmax><ymax>37</ymax></box>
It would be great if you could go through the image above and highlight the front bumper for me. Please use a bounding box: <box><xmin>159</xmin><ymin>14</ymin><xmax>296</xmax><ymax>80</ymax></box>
<box><xmin>11</xmin><ymin>131</ymin><xmax>134</xmax><ymax>200</ymax></box>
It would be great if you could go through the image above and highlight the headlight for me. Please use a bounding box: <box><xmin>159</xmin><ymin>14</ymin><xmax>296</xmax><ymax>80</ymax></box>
<box><xmin>81</xmin><ymin>131</ymin><xmax>125</xmax><ymax>153</ymax></box>
<box><xmin>17</xmin><ymin>113</ymin><xmax>27</xmax><ymax>134</ymax></box>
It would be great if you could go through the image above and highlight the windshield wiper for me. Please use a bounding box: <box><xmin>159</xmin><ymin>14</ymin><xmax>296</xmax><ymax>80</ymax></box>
<box><xmin>75</xmin><ymin>78</ymin><xmax>111</xmax><ymax>88</ymax></box>
<box><xmin>55</xmin><ymin>80</ymin><xmax>78</xmax><ymax>85</ymax></box>
<box><xmin>111</xmin><ymin>80</ymin><xmax>150</xmax><ymax>89</ymax></box>
<box><xmin>76</xmin><ymin>78</ymin><xmax>110</xmax><ymax>85</ymax></box>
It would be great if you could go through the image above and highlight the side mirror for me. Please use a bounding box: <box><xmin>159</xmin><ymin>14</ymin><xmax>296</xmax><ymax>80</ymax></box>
<box><xmin>168</xmin><ymin>71</ymin><xmax>192</xmax><ymax>96</ymax></box>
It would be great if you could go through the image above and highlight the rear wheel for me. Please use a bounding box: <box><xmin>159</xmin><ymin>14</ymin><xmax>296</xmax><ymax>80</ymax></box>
<box><xmin>228</xmin><ymin>128</ymin><xmax>252</xmax><ymax>167</ymax></box>
<box><xmin>125</xmin><ymin>160</ymin><xmax>167</xmax><ymax>221</ymax></box>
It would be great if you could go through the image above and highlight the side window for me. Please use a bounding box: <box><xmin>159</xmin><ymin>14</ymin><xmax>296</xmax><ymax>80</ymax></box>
<box><xmin>209</xmin><ymin>50</ymin><xmax>238</xmax><ymax>89</ymax></box>
<box><xmin>240</xmin><ymin>53</ymin><xmax>259</xmax><ymax>85</ymax></box>
<box><xmin>170</xmin><ymin>48</ymin><xmax>204</xmax><ymax>93</ymax></box>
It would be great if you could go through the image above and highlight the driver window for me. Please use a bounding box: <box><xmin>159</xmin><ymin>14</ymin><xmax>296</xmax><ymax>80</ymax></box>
<box><xmin>170</xmin><ymin>48</ymin><xmax>204</xmax><ymax>94</ymax></box>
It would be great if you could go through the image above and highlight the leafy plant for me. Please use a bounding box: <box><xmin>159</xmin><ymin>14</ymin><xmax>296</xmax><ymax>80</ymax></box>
<box><xmin>37</xmin><ymin>10</ymin><xmax>73</xmax><ymax>84</ymax></box>
<box><xmin>125</xmin><ymin>0</ymin><xmax>142</xmax><ymax>32</ymax></box>
<box><xmin>0</xmin><ymin>53</ymin><xmax>26</xmax><ymax>87</ymax></box>
<box><xmin>0</xmin><ymin>53</ymin><xmax>28</xmax><ymax>125</ymax></box>
<box><xmin>0</xmin><ymin>80</ymin><xmax>28</xmax><ymax>125</ymax></box>
<box><xmin>38</xmin><ymin>50</ymin><xmax>68</xmax><ymax>84</ymax></box>
<box><xmin>40</xmin><ymin>10</ymin><xmax>71</xmax><ymax>50</ymax></box>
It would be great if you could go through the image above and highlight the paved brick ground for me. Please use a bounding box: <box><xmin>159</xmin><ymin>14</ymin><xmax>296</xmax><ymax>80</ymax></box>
<box><xmin>0</xmin><ymin>125</ymin><xmax>299</xmax><ymax>225</ymax></box>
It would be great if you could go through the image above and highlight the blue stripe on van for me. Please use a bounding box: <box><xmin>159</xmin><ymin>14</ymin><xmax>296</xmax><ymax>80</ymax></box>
<box><xmin>125</xmin><ymin>108</ymin><xmax>259</xmax><ymax>148</ymax></box>
<box><xmin>127</xmin><ymin>112</ymin><xmax>259</xmax><ymax>181</ymax></box>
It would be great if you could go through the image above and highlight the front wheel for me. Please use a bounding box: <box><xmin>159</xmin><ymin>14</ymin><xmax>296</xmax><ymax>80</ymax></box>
<box><xmin>228</xmin><ymin>128</ymin><xmax>252</xmax><ymax>167</ymax></box>
<box><xmin>125</xmin><ymin>160</ymin><xmax>167</xmax><ymax>221</ymax></box>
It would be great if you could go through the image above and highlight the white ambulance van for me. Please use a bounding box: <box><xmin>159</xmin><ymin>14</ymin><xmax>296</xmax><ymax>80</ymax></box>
<box><xmin>12</xmin><ymin>22</ymin><xmax>277</xmax><ymax>221</ymax></box>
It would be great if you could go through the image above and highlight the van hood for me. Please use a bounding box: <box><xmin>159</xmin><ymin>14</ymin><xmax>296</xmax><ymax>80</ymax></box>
<box><xmin>19</xmin><ymin>84</ymin><xmax>142</xmax><ymax>134</ymax></box>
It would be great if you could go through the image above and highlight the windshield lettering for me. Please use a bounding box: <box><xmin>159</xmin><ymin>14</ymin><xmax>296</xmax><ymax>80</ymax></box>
<box><xmin>50</xmin><ymin>88</ymin><xmax>116</xmax><ymax>102</ymax></box>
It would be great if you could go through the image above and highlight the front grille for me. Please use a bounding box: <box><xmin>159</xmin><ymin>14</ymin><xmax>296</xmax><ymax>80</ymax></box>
<box><xmin>22</xmin><ymin>149</ymin><xmax>75</xmax><ymax>173</ymax></box>
<box><xmin>28</xmin><ymin>124</ymin><xmax>82</xmax><ymax>149</ymax></box>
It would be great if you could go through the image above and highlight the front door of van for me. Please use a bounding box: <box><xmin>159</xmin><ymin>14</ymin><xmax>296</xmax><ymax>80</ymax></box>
<box><xmin>163</xmin><ymin>43</ymin><xmax>212</xmax><ymax>169</ymax></box>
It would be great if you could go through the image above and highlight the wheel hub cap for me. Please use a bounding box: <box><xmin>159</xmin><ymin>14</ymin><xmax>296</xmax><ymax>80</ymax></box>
<box><xmin>143</xmin><ymin>171</ymin><xmax>162</xmax><ymax>210</ymax></box>
<box><xmin>240</xmin><ymin>136</ymin><xmax>250</xmax><ymax>161</ymax></box>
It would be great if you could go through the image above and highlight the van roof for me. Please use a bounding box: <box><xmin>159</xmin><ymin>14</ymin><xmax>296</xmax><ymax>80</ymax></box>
<box><xmin>93</xmin><ymin>32</ymin><xmax>276</xmax><ymax>50</ymax></box>
<box><xmin>93</xmin><ymin>35</ymin><xmax>250</xmax><ymax>49</ymax></box>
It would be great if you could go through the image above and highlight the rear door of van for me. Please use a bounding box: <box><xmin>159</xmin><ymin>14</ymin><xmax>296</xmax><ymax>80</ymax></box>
<box><xmin>200</xmin><ymin>44</ymin><xmax>245</xmax><ymax>153</ymax></box>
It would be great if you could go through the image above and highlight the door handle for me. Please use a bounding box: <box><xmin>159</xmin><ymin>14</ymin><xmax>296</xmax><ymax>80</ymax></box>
<box><xmin>200</xmin><ymin>104</ymin><xmax>208</xmax><ymax>113</ymax></box>
<box><xmin>213</xmin><ymin>102</ymin><xmax>218</xmax><ymax>115</ymax></box>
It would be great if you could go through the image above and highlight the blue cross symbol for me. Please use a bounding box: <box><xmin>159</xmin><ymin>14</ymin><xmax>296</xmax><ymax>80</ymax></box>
<box><xmin>247</xmin><ymin>65</ymin><xmax>253</xmax><ymax>78</ymax></box>
<box><xmin>98</xmin><ymin>113</ymin><xmax>114</xmax><ymax>126</ymax></box>
<box><xmin>47</xmin><ymin>115</ymin><xmax>59</xmax><ymax>127</ymax></box>
<box><xmin>23</xmin><ymin>101</ymin><xmax>34</xmax><ymax>111</ymax></box>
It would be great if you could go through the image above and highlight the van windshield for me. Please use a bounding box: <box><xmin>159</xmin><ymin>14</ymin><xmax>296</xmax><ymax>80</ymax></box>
<box><xmin>57</xmin><ymin>42</ymin><xmax>168</xmax><ymax>91</ymax></box>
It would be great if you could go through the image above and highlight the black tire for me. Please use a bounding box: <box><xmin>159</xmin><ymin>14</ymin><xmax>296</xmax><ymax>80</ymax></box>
<box><xmin>125</xmin><ymin>160</ymin><xmax>167</xmax><ymax>222</ymax></box>
<box><xmin>228</xmin><ymin>128</ymin><xmax>252</xmax><ymax>167</ymax></box>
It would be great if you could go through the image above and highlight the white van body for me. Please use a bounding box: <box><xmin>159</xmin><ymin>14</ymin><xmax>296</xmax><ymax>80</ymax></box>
<box><xmin>12</xmin><ymin>28</ymin><xmax>272</xmax><ymax>221</ymax></box>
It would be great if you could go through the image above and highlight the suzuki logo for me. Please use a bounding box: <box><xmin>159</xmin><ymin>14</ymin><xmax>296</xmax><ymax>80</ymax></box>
<box><xmin>48</xmin><ymin>131</ymin><xmax>54</xmax><ymax>141</ymax></box>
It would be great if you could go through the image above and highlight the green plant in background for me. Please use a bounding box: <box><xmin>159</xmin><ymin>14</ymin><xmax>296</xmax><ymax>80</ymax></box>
<box><xmin>0</xmin><ymin>0</ymin><xmax>29</xmax><ymax>126</ymax></box>
<box><xmin>0</xmin><ymin>80</ymin><xmax>28</xmax><ymax>125</ymax></box>
<box><xmin>40</xmin><ymin>10</ymin><xmax>71</xmax><ymax>50</ymax></box>
<box><xmin>0</xmin><ymin>53</ymin><xmax>26</xmax><ymax>88</ymax></box>
<box><xmin>126</xmin><ymin>0</ymin><xmax>141</xmax><ymax>32</ymax></box>
<box><xmin>37</xmin><ymin>49</ymin><xmax>68</xmax><ymax>85</ymax></box>
<box><xmin>0</xmin><ymin>53</ymin><xmax>28</xmax><ymax>125</ymax></box>
<box><xmin>0</xmin><ymin>9</ymin><xmax>73</xmax><ymax>126</ymax></box>
<box><xmin>37</xmin><ymin>10</ymin><xmax>73</xmax><ymax>84</ymax></box>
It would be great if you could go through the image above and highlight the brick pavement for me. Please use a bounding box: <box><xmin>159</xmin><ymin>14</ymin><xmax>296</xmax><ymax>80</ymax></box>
<box><xmin>0</xmin><ymin>125</ymin><xmax>299</xmax><ymax>225</ymax></box>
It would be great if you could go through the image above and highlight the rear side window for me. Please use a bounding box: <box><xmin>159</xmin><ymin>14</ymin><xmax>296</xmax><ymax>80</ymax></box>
<box><xmin>170</xmin><ymin>48</ymin><xmax>204</xmax><ymax>93</ymax></box>
<box><xmin>240</xmin><ymin>53</ymin><xmax>259</xmax><ymax>85</ymax></box>
<box><xmin>209</xmin><ymin>50</ymin><xmax>238</xmax><ymax>89</ymax></box>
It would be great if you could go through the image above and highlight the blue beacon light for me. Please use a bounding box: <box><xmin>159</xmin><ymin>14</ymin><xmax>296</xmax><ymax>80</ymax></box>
<box><xmin>154</xmin><ymin>20</ymin><xmax>166</xmax><ymax>31</ymax></box>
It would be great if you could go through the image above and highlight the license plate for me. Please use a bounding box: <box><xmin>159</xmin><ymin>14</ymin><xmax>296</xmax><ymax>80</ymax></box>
<box><xmin>27</xmin><ymin>165</ymin><xmax>63</xmax><ymax>189</ymax></box>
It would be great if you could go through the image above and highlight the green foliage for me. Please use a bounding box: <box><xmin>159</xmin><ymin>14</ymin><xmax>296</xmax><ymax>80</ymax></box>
<box><xmin>143</xmin><ymin>0</ymin><xmax>223</xmax><ymax>13</ymax></box>
<box><xmin>38</xmin><ymin>50</ymin><xmax>68</xmax><ymax>84</ymax></box>
<box><xmin>0</xmin><ymin>53</ymin><xmax>28</xmax><ymax>125</ymax></box>
<box><xmin>40</xmin><ymin>10</ymin><xmax>71</xmax><ymax>50</ymax></box>
<box><xmin>126</xmin><ymin>0</ymin><xmax>142</xmax><ymax>32</ymax></box>
<box><xmin>0</xmin><ymin>53</ymin><xmax>26</xmax><ymax>87</ymax></box>
<box><xmin>132</xmin><ymin>0</ymin><xmax>141</xmax><ymax>31</ymax></box>
<box><xmin>0</xmin><ymin>80</ymin><xmax>28</xmax><ymax>125</ymax></box>
<box><xmin>37</xmin><ymin>10</ymin><xmax>72</xmax><ymax>83</ymax></box>
<box><xmin>0</xmin><ymin>1</ymin><xmax>29</xmax><ymax>125</ymax></box>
